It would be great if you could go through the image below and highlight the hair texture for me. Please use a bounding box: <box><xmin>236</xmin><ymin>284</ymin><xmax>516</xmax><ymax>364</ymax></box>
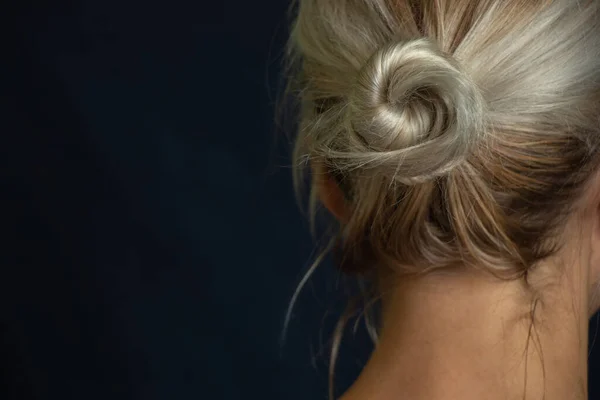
<box><xmin>283</xmin><ymin>0</ymin><xmax>600</xmax><ymax>398</ymax></box>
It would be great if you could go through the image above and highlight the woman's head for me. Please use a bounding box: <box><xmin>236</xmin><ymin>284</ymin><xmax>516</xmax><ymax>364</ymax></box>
<box><xmin>287</xmin><ymin>0</ymin><xmax>600</xmax><ymax>311</ymax></box>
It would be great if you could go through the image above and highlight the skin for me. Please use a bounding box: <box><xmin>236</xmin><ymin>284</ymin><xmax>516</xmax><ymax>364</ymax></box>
<box><xmin>315</xmin><ymin>164</ymin><xmax>600</xmax><ymax>400</ymax></box>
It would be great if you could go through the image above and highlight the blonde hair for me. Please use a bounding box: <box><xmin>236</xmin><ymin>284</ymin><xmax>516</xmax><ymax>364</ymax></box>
<box><xmin>282</xmin><ymin>0</ymin><xmax>600</xmax><ymax>397</ymax></box>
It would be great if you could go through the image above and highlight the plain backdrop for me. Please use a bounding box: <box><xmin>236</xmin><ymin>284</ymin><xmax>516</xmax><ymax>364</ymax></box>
<box><xmin>2</xmin><ymin>1</ymin><xmax>598</xmax><ymax>399</ymax></box>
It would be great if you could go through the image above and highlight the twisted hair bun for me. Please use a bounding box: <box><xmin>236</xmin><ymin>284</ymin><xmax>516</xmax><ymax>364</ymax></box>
<box><xmin>345</xmin><ymin>38</ymin><xmax>486</xmax><ymax>184</ymax></box>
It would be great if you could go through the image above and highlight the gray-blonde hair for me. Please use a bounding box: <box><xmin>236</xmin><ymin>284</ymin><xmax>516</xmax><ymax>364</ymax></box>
<box><xmin>283</xmin><ymin>0</ymin><xmax>600</xmax><ymax>397</ymax></box>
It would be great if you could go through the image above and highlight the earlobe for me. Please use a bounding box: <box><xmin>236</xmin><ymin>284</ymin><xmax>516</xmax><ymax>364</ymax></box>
<box><xmin>312</xmin><ymin>162</ymin><xmax>350</xmax><ymax>223</ymax></box>
<box><xmin>584</xmin><ymin>198</ymin><xmax>600</xmax><ymax>315</ymax></box>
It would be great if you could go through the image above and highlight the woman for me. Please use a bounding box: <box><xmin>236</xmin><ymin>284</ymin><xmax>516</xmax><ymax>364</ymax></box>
<box><xmin>285</xmin><ymin>0</ymin><xmax>600</xmax><ymax>399</ymax></box>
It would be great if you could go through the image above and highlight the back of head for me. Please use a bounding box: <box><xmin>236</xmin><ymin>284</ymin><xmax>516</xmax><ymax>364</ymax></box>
<box><xmin>287</xmin><ymin>0</ymin><xmax>600</xmax><ymax>279</ymax></box>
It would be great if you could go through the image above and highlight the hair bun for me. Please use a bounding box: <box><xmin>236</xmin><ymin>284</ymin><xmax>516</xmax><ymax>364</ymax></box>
<box><xmin>346</xmin><ymin>38</ymin><xmax>485</xmax><ymax>184</ymax></box>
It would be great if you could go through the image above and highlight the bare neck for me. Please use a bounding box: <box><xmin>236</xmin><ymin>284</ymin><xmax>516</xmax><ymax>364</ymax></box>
<box><xmin>340</xmin><ymin>268</ymin><xmax>590</xmax><ymax>400</ymax></box>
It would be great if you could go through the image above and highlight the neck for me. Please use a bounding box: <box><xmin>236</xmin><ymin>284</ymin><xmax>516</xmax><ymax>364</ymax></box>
<box><xmin>340</xmin><ymin>266</ymin><xmax>590</xmax><ymax>400</ymax></box>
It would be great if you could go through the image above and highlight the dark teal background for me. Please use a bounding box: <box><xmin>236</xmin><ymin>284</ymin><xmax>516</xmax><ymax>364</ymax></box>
<box><xmin>1</xmin><ymin>1</ymin><xmax>598</xmax><ymax>399</ymax></box>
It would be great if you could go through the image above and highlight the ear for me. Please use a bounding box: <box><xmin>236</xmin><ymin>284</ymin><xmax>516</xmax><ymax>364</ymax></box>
<box><xmin>312</xmin><ymin>162</ymin><xmax>350</xmax><ymax>223</ymax></box>
<box><xmin>581</xmin><ymin>172</ymin><xmax>600</xmax><ymax>315</ymax></box>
